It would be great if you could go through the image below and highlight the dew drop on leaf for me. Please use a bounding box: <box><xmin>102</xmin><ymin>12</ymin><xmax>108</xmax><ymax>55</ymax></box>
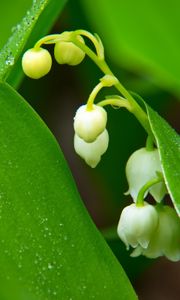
<box><xmin>5</xmin><ymin>55</ymin><xmax>15</xmax><ymax>66</ymax></box>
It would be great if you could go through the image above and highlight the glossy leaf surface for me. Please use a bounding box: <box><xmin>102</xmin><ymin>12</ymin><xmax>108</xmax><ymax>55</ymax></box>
<box><xmin>146</xmin><ymin>104</ymin><xmax>180</xmax><ymax>215</ymax></box>
<box><xmin>0</xmin><ymin>82</ymin><xmax>137</xmax><ymax>299</ymax></box>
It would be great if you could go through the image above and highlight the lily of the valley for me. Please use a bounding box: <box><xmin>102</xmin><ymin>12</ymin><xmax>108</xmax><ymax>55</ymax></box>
<box><xmin>125</xmin><ymin>147</ymin><xmax>167</xmax><ymax>202</ymax></box>
<box><xmin>74</xmin><ymin>129</ymin><xmax>109</xmax><ymax>168</ymax></box>
<box><xmin>131</xmin><ymin>205</ymin><xmax>180</xmax><ymax>262</ymax></box>
<box><xmin>117</xmin><ymin>202</ymin><xmax>159</xmax><ymax>250</ymax></box>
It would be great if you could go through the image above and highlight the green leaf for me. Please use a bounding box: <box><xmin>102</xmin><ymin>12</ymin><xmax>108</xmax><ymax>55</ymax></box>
<box><xmin>0</xmin><ymin>0</ymin><xmax>32</xmax><ymax>50</ymax></box>
<box><xmin>0</xmin><ymin>0</ymin><xmax>66</xmax><ymax>83</ymax></box>
<box><xmin>145</xmin><ymin>104</ymin><xmax>180</xmax><ymax>215</ymax></box>
<box><xmin>78</xmin><ymin>0</ymin><xmax>180</xmax><ymax>95</ymax></box>
<box><xmin>0</xmin><ymin>82</ymin><xmax>137</xmax><ymax>299</ymax></box>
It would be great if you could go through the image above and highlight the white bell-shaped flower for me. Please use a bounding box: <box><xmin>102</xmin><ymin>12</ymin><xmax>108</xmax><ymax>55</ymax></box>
<box><xmin>22</xmin><ymin>47</ymin><xmax>52</xmax><ymax>79</ymax></box>
<box><xmin>131</xmin><ymin>205</ymin><xmax>180</xmax><ymax>262</ymax></box>
<box><xmin>126</xmin><ymin>148</ymin><xmax>167</xmax><ymax>202</ymax></box>
<box><xmin>117</xmin><ymin>202</ymin><xmax>158</xmax><ymax>250</ymax></box>
<box><xmin>74</xmin><ymin>129</ymin><xmax>109</xmax><ymax>168</ymax></box>
<box><xmin>74</xmin><ymin>104</ymin><xmax>107</xmax><ymax>143</ymax></box>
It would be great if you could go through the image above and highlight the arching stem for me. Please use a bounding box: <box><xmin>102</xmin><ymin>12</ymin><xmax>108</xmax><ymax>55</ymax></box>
<box><xmin>97</xmin><ymin>98</ymin><xmax>131</xmax><ymax>111</ymax></box>
<box><xmin>136</xmin><ymin>174</ymin><xmax>164</xmax><ymax>207</ymax></box>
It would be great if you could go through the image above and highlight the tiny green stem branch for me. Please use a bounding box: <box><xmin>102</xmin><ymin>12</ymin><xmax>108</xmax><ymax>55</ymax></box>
<box><xmin>97</xmin><ymin>98</ymin><xmax>131</xmax><ymax>110</ymax></box>
<box><xmin>86</xmin><ymin>82</ymin><xmax>104</xmax><ymax>110</ymax></box>
<box><xmin>146</xmin><ymin>136</ymin><xmax>155</xmax><ymax>151</ymax></box>
<box><xmin>74</xmin><ymin>29</ymin><xmax>104</xmax><ymax>59</ymax></box>
<box><xmin>34</xmin><ymin>34</ymin><xmax>62</xmax><ymax>49</ymax></box>
<box><xmin>136</xmin><ymin>175</ymin><xmax>163</xmax><ymax>207</ymax></box>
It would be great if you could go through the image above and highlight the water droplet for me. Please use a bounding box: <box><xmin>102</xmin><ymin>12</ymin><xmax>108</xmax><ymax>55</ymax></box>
<box><xmin>47</xmin><ymin>288</ymin><xmax>51</xmax><ymax>294</ymax></box>
<box><xmin>48</xmin><ymin>263</ymin><xmax>53</xmax><ymax>270</ymax></box>
<box><xmin>5</xmin><ymin>55</ymin><xmax>15</xmax><ymax>66</ymax></box>
<box><xmin>40</xmin><ymin>217</ymin><xmax>48</xmax><ymax>224</ymax></box>
<box><xmin>18</xmin><ymin>263</ymin><xmax>22</xmax><ymax>269</ymax></box>
<box><xmin>17</xmin><ymin>24</ymin><xmax>21</xmax><ymax>30</ymax></box>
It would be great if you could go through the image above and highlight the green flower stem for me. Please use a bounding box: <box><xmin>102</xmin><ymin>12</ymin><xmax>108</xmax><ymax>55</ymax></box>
<box><xmin>146</xmin><ymin>135</ymin><xmax>155</xmax><ymax>151</ymax></box>
<box><xmin>97</xmin><ymin>98</ymin><xmax>131</xmax><ymax>110</ymax></box>
<box><xmin>74</xmin><ymin>29</ymin><xmax>104</xmax><ymax>59</ymax></box>
<box><xmin>71</xmin><ymin>34</ymin><xmax>153</xmax><ymax>138</ymax></box>
<box><xmin>136</xmin><ymin>175</ymin><xmax>163</xmax><ymax>207</ymax></box>
<box><xmin>34</xmin><ymin>34</ymin><xmax>66</xmax><ymax>49</ymax></box>
<box><xmin>86</xmin><ymin>82</ymin><xmax>104</xmax><ymax>111</ymax></box>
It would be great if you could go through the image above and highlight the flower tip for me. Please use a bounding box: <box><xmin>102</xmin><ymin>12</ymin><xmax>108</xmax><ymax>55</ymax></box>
<box><xmin>74</xmin><ymin>130</ymin><xmax>109</xmax><ymax>168</ymax></box>
<box><xmin>138</xmin><ymin>238</ymin><xmax>149</xmax><ymax>249</ymax></box>
<box><xmin>124</xmin><ymin>189</ymin><xmax>130</xmax><ymax>196</ymax></box>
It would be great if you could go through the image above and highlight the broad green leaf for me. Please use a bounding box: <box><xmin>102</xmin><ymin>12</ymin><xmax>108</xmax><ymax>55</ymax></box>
<box><xmin>0</xmin><ymin>82</ymin><xmax>137</xmax><ymax>299</ymax></box>
<box><xmin>145</xmin><ymin>104</ymin><xmax>180</xmax><ymax>215</ymax></box>
<box><xmin>78</xmin><ymin>0</ymin><xmax>180</xmax><ymax>95</ymax></box>
<box><xmin>0</xmin><ymin>0</ymin><xmax>66</xmax><ymax>83</ymax></box>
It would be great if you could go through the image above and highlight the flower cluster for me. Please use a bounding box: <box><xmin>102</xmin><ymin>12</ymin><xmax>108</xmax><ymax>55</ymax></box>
<box><xmin>73</xmin><ymin>75</ymin><xmax>118</xmax><ymax>168</ymax></box>
<box><xmin>21</xmin><ymin>31</ymin><xmax>116</xmax><ymax>168</ymax></box>
<box><xmin>22</xmin><ymin>31</ymin><xmax>85</xmax><ymax>79</ymax></box>
<box><xmin>73</xmin><ymin>104</ymin><xmax>109</xmax><ymax>168</ymax></box>
<box><xmin>118</xmin><ymin>202</ymin><xmax>180</xmax><ymax>261</ymax></box>
<box><xmin>117</xmin><ymin>147</ymin><xmax>180</xmax><ymax>262</ymax></box>
<box><xmin>130</xmin><ymin>205</ymin><xmax>180</xmax><ymax>261</ymax></box>
<box><xmin>21</xmin><ymin>29</ymin><xmax>180</xmax><ymax>262</ymax></box>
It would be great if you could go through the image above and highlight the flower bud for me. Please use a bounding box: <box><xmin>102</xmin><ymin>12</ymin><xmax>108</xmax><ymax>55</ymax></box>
<box><xmin>131</xmin><ymin>206</ymin><xmax>180</xmax><ymax>262</ymax></box>
<box><xmin>74</xmin><ymin>129</ymin><xmax>109</xmax><ymax>168</ymax></box>
<box><xmin>74</xmin><ymin>104</ymin><xmax>107</xmax><ymax>143</ymax></box>
<box><xmin>126</xmin><ymin>148</ymin><xmax>167</xmax><ymax>202</ymax></box>
<box><xmin>117</xmin><ymin>202</ymin><xmax>158</xmax><ymax>250</ymax></box>
<box><xmin>22</xmin><ymin>47</ymin><xmax>52</xmax><ymax>79</ymax></box>
<box><xmin>54</xmin><ymin>34</ymin><xmax>85</xmax><ymax>66</ymax></box>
